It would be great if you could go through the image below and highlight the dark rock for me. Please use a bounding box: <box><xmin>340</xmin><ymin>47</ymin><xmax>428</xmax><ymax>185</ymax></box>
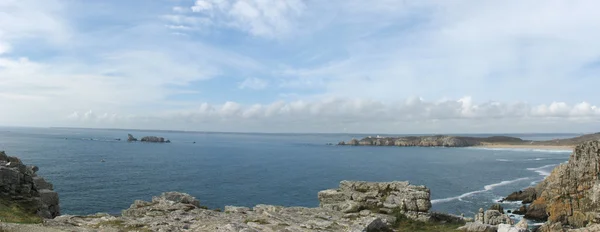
<box><xmin>488</xmin><ymin>204</ymin><xmax>504</xmax><ymax>213</ymax></box>
<box><xmin>127</xmin><ymin>134</ymin><xmax>137</xmax><ymax>142</ymax></box>
<box><xmin>141</xmin><ymin>136</ymin><xmax>168</xmax><ymax>143</ymax></box>
<box><xmin>503</xmin><ymin>187</ymin><xmax>537</xmax><ymax>204</ymax></box>
<box><xmin>513</xmin><ymin>205</ymin><xmax>528</xmax><ymax>215</ymax></box>
<box><xmin>524</xmin><ymin>200</ymin><xmax>548</xmax><ymax>221</ymax></box>
<box><xmin>0</xmin><ymin>151</ymin><xmax>60</xmax><ymax>219</ymax></box>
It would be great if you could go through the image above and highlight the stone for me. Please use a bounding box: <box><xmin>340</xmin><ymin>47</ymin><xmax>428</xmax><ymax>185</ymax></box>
<box><xmin>523</xmin><ymin>141</ymin><xmax>600</xmax><ymax>227</ymax></box>
<box><xmin>127</xmin><ymin>134</ymin><xmax>137</xmax><ymax>142</ymax></box>
<box><xmin>502</xmin><ymin>187</ymin><xmax>537</xmax><ymax>204</ymax></box>
<box><xmin>0</xmin><ymin>152</ymin><xmax>60</xmax><ymax>219</ymax></box>
<box><xmin>457</xmin><ymin>222</ymin><xmax>498</xmax><ymax>232</ymax></box>
<box><xmin>224</xmin><ymin>206</ymin><xmax>251</xmax><ymax>214</ymax></box>
<box><xmin>489</xmin><ymin>204</ymin><xmax>504</xmax><ymax>213</ymax></box>
<box><xmin>498</xmin><ymin>223</ymin><xmax>527</xmax><ymax>232</ymax></box>
<box><xmin>483</xmin><ymin>210</ymin><xmax>512</xmax><ymax>225</ymax></box>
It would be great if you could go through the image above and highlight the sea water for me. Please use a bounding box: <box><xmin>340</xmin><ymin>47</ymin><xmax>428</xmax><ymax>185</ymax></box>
<box><xmin>0</xmin><ymin>127</ymin><xmax>574</xmax><ymax>217</ymax></box>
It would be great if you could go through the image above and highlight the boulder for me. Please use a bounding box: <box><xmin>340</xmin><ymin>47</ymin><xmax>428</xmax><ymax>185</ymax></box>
<box><xmin>457</xmin><ymin>222</ymin><xmax>498</xmax><ymax>232</ymax></box>
<box><xmin>502</xmin><ymin>187</ymin><xmax>537</xmax><ymax>204</ymax></box>
<box><xmin>489</xmin><ymin>204</ymin><xmax>504</xmax><ymax>213</ymax></box>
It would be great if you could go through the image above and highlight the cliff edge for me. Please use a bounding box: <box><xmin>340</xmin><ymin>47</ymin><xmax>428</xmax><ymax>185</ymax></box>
<box><xmin>0</xmin><ymin>151</ymin><xmax>60</xmax><ymax>220</ymax></box>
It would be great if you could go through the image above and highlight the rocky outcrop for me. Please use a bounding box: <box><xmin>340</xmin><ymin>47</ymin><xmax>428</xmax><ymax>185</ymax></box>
<box><xmin>21</xmin><ymin>180</ymin><xmax>466</xmax><ymax>231</ymax></box>
<box><xmin>127</xmin><ymin>133</ymin><xmax>137</xmax><ymax>142</ymax></box>
<box><xmin>521</xmin><ymin>141</ymin><xmax>600</xmax><ymax>227</ymax></box>
<box><xmin>140</xmin><ymin>136</ymin><xmax>170</xmax><ymax>143</ymax></box>
<box><xmin>337</xmin><ymin>133</ymin><xmax>600</xmax><ymax>148</ymax></box>
<box><xmin>338</xmin><ymin>135</ymin><xmax>494</xmax><ymax>147</ymax></box>
<box><xmin>0</xmin><ymin>151</ymin><xmax>59</xmax><ymax>219</ymax></box>
<box><xmin>127</xmin><ymin>134</ymin><xmax>170</xmax><ymax>143</ymax></box>
<box><xmin>318</xmin><ymin>180</ymin><xmax>433</xmax><ymax>221</ymax></box>
<box><xmin>501</xmin><ymin>187</ymin><xmax>537</xmax><ymax>204</ymax></box>
<box><xmin>46</xmin><ymin>189</ymin><xmax>398</xmax><ymax>231</ymax></box>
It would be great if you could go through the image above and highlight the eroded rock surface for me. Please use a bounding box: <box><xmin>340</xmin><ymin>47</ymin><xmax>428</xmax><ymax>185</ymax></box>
<box><xmin>0</xmin><ymin>151</ymin><xmax>60</xmax><ymax>218</ymax></box>
<box><xmin>524</xmin><ymin>141</ymin><xmax>600</xmax><ymax>227</ymax></box>
<box><xmin>318</xmin><ymin>180</ymin><xmax>432</xmax><ymax>221</ymax></box>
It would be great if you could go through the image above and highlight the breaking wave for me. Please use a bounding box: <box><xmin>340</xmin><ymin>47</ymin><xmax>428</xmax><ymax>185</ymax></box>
<box><xmin>431</xmin><ymin>177</ymin><xmax>530</xmax><ymax>204</ymax></box>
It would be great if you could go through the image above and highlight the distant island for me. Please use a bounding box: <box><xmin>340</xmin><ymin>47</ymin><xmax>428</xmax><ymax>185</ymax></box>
<box><xmin>337</xmin><ymin>132</ymin><xmax>600</xmax><ymax>150</ymax></box>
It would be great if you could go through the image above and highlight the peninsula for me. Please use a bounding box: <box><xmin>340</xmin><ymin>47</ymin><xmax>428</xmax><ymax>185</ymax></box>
<box><xmin>336</xmin><ymin>133</ymin><xmax>600</xmax><ymax>150</ymax></box>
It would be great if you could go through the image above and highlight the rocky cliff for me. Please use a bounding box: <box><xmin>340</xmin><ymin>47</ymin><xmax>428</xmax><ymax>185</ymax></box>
<box><xmin>0</xmin><ymin>151</ymin><xmax>59</xmax><ymax>219</ymax></box>
<box><xmin>338</xmin><ymin>133</ymin><xmax>600</xmax><ymax>148</ymax></box>
<box><xmin>523</xmin><ymin>141</ymin><xmax>600</xmax><ymax>228</ymax></box>
<box><xmin>338</xmin><ymin>135</ymin><xmax>524</xmax><ymax>147</ymax></box>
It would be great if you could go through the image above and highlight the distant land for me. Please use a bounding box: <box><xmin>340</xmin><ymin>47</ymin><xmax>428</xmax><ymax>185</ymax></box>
<box><xmin>337</xmin><ymin>132</ymin><xmax>600</xmax><ymax>150</ymax></box>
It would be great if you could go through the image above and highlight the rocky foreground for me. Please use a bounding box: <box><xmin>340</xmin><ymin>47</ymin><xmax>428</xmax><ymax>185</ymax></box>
<box><xmin>0</xmin><ymin>152</ymin><xmax>467</xmax><ymax>232</ymax></box>
<box><xmin>337</xmin><ymin>133</ymin><xmax>600</xmax><ymax>148</ymax></box>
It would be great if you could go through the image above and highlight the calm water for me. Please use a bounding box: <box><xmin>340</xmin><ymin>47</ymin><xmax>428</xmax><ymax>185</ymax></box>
<box><xmin>0</xmin><ymin>127</ymin><xmax>574</xmax><ymax>217</ymax></box>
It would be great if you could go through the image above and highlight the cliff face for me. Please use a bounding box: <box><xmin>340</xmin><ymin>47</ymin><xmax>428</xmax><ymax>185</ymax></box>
<box><xmin>0</xmin><ymin>151</ymin><xmax>60</xmax><ymax>219</ymax></box>
<box><xmin>339</xmin><ymin>135</ymin><xmax>484</xmax><ymax>147</ymax></box>
<box><xmin>526</xmin><ymin>141</ymin><xmax>600</xmax><ymax>227</ymax></box>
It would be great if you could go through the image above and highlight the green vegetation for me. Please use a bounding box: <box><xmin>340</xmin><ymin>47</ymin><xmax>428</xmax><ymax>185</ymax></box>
<box><xmin>0</xmin><ymin>198</ymin><xmax>43</xmax><ymax>224</ymax></box>
<box><xmin>391</xmin><ymin>211</ymin><xmax>462</xmax><ymax>232</ymax></box>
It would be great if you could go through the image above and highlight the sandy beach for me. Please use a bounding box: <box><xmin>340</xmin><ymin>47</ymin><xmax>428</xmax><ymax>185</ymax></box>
<box><xmin>476</xmin><ymin>143</ymin><xmax>574</xmax><ymax>151</ymax></box>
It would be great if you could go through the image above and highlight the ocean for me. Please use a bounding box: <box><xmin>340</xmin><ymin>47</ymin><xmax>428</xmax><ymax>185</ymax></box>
<box><xmin>0</xmin><ymin>127</ymin><xmax>575</xmax><ymax>218</ymax></box>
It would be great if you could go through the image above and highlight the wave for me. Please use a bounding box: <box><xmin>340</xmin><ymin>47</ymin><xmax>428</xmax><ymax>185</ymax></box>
<box><xmin>526</xmin><ymin>164</ymin><xmax>558</xmax><ymax>176</ymax></box>
<box><xmin>496</xmin><ymin>159</ymin><xmax>513</xmax><ymax>162</ymax></box>
<box><xmin>467</xmin><ymin>147</ymin><xmax>572</xmax><ymax>153</ymax></box>
<box><xmin>431</xmin><ymin>177</ymin><xmax>530</xmax><ymax>204</ymax></box>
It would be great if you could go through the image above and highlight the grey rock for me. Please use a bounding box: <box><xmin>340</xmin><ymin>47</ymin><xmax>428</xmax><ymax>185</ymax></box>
<box><xmin>458</xmin><ymin>222</ymin><xmax>498</xmax><ymax>232</ymax></box>
<box><xmin>0</xmin><ymin>152</ymin><xmax>60</xmax><ymax>219</ymax></box>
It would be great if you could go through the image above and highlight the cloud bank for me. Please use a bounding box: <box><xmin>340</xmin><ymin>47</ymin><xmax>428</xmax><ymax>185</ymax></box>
<box><xmin>1</xmin><ymin>0</ymin><xmax>600</xmax><ymax>133</ymax></box>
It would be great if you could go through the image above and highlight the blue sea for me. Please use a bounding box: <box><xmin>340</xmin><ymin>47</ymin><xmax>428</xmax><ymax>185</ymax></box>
<box><xmin>0</xmin><ymin>127</ymin><xmax>575</xmax><ymax>218</ymax></box>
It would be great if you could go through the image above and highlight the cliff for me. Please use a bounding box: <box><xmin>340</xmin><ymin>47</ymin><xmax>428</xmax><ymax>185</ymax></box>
<box><xmin>524</xmin><ymin>141</ymin><xmax>600</xmax><ymax>228</ymax></box>
<box><xmin>337</xmin><ymin>133</ymin><xmax>600</xmax><ymax>148</ymax></box>
<box><xmin>338</xmin><ymin>135</ymin><xmax>523</xmax><ymax>147</ymax></box>
<box><xmin>0</xmin><ymin>151</ymin><xmax>59</xmax><ymax>220</ymax></box>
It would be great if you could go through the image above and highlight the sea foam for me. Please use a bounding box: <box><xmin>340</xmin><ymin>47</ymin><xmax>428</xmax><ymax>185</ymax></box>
<box><xmin>431</xmin><ymin>177</ymin><xmax>530</xmax><ymax>204</ymax></box>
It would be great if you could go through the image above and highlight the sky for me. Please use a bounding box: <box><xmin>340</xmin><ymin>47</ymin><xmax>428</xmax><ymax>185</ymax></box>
<box><xmin>1</xmin><ymin>0</ymin><xmax>599</xmax><ymax>133</ymax></box>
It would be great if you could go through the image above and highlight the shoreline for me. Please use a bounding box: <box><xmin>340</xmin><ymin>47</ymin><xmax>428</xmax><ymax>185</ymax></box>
<box><xmin>474</xmin><ymin>144</ymin><xmax>574</xmax><ymax>151</ymax></box>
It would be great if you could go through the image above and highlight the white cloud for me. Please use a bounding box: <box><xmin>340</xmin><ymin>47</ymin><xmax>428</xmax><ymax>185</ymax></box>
<box><xmin>63</xmin><ymin>97</ymin><xmax>600</xmax><ymax>133</ymax></box>
<box><xmin>238</xmin><ymin>77</ymin><xmax>268</xmax><ymax>90</ymax></box>
<box><xmin>185</xmin><ymin>0</ymin><xmax>305</xmax><ymax>37</ymax></box>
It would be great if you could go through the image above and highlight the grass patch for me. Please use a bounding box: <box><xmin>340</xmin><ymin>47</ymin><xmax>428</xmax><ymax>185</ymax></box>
<box><xmin>391</xmin><ymin>211</ymin><xmax>462</xmax><ymax>232</ymax></box>
<box><xmin>0</xmin><ymin>198</ymin><xmax>43</xmax><ymax>224</ymax></box>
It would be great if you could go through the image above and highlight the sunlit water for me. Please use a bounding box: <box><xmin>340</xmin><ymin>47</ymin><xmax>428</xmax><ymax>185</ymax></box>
<box><xmin>0</xmin><ymin>127</ymin><xmax>574</xmax><ymax>218</ymax></box>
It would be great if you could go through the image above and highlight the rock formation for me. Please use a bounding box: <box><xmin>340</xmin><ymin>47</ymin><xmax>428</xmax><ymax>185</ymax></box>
<box><xmin>127</xmin><ymin>134</ymin><xmax>170</xmax><ymax>143</ymax></box>
<box><xmin>524</xmin><ymin>141</ymin><xmax>600</xmax><ymax>227</ymax></box>
<box><xmin>337</xmin><ymin>133</ymin><xmax>600</xmax><ymax>148</ymax></box>
<box><xmin>0</xmin><ymin>151</ymin><xmax>59</xmax><ymax>219</ymax></box>
<box><xmin>10</xmin><ymin>180</ymin><xmax>467</xmax><ymax>231</ymax></box>
<box><xmin>318</xmin><ymin>180</ymin><xmax>434</xmax><ymax>221</ymax></box>
<box><xmin>501</xmin><ymin>140</ymin><xmax>600</xmax><ymax>231</ymax></box>
<box><xmin>337</xmin><ymin>135</ymin><xmax>518</xmax><ymax>147</ymax></box>
<box><xmin>501</xmin><ymin>187</ymin><xmax>537</xmax><ymax>204</ymax></box>
<box><xmin>140</xmin><ymin>136</ymin><xmax>170</xmax><ymax>143</ymax></box>
<box><xmin>127</xmin><ymin>133</ymin><xmax>137</xmax><ymax>142</ymax></box>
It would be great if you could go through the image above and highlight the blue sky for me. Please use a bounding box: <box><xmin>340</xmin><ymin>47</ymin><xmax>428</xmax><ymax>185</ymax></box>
<box><xmin>1</xmin><ymin>0</ymin><xmax>600</xmax><ymax>133</ymax></box>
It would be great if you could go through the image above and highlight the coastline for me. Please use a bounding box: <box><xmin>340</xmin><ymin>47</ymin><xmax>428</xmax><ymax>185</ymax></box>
<box><xmin>475</xmin><ymin>143</ymin><xmax>574</xmax><ymax>151</ymax></box>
